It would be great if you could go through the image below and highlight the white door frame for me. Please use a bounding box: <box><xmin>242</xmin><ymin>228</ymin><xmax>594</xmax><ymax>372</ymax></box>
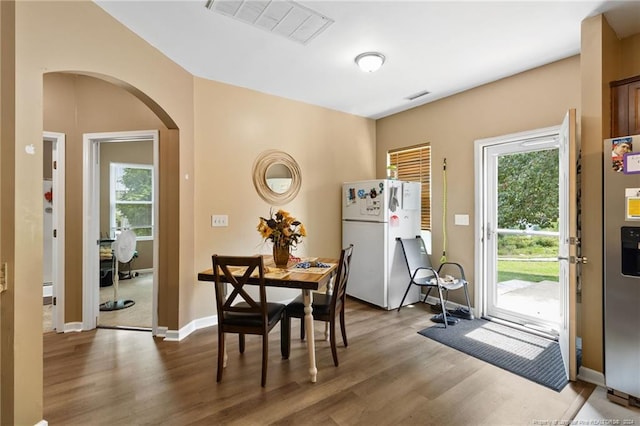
<box><xmin>82</xmin><ymin>130</ymin><xmax>159</xmax><ymax>333</ymax></box>
<box><xmin>43</xmin><ymin>131</ymin><xmax>65</xmax><ymax>332</ymax></box>
<box><xmin>474</xmin><ymin>125</ymin><xmax>562</xmax><ymax>321</ymax></box>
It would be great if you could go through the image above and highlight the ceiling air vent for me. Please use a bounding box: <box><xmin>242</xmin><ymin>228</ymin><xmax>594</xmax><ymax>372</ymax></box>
<box><xmin>406</xmin><ymin>90</ymin><xmax>431</xmax><ymax>101</ymax></box>
<box><xmin>205</xmin><ymin>0</ymin><xmax>334</xmax><ymax>45</ymax></box>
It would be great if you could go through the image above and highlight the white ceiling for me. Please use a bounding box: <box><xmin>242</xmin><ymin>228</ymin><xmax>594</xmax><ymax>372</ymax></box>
<box><xmin>95</xmin><ymin>0</ymin><xmax>640</xmax><ymax>120</ymax></box>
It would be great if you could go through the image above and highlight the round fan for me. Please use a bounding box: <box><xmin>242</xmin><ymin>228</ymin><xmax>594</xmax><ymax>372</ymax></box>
<box><xmin>114</xmin><ymin>230</ymin><xmax>137</xmax><ymax>264</ymax></box>
<box><xmin>99</xmin><ymin>230</ymin><xmax>137</xmax><ymax>311</ymax></box>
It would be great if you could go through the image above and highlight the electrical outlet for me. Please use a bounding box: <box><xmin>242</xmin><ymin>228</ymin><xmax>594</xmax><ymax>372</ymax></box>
<box><xmin>211</xmin><ymin>214</ymin><xmax>229</xmax><ymax>227</ymax></box>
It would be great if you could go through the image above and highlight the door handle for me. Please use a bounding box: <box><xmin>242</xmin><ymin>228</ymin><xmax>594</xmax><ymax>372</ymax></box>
<box><xmin>557</xmin><ymin>256</ymin><xmax>588</xmax><ymax>264</ymax></box>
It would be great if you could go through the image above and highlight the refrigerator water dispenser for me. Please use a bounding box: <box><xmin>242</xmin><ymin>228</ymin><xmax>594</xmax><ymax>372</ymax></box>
<box><xmin>621</xmin><ymin>226</ymin><xmax>640</xmax><ymax>277</ymax></box>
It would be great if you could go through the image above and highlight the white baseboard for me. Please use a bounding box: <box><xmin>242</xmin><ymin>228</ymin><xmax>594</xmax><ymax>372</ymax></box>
<box><xmin>154</xmin><ymin>315</ymin><xmax>219</xmax><ymax>342</ymax></box>
<box><xmin>35</xmin><ymin>420</ymin><xmax>48</xmax><ymax>426</ymax></box>
<box><xmin>163</xmin><ymin>330</ymin><xmax>181</xmax><ymax>342</ymax></box>
<box><xmin>63</xmin><ymin>322</ymin><xmax>83</xmax><ymax>333</ymax></box>
<box><xmin>423</xmin><ymin>295</ymin><xmax>470</xmax><ymax>312</ymax></box>
<box><xmin>577</xmin><ymin>366</ymin><xmax>606</xmax><ymax>387</ymax></box>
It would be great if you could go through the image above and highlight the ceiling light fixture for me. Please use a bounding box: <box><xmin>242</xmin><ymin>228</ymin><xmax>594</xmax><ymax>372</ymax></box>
<box><xmin>355</xmin><ymin>52</ymin><xmax>385</xmax><ymax>73</ymax></box>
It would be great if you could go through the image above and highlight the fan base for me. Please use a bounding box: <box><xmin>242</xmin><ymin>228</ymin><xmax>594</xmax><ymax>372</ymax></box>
<box><xmin>99</xmin><ymin>299</ymin><xmax>135</xmax><ymax>311</ymax></box>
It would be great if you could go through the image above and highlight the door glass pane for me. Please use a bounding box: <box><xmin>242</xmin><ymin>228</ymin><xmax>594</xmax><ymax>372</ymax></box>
<box><xmin>495</xmin><ymin>148</ymin><xmax>560</xmax><ymax>324</ymax></box>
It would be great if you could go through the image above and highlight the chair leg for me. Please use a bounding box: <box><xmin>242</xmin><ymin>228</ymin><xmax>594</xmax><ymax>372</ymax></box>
<box><xmin>462</xmin><ymin>283</ymin><xmax>475</xmax><ymax>319</ymax></box>
<box><xmin>217</xmin><ymin>329</ymin><xmax>225</xmax><ymax>382</ymax></box>
<box><xmin>397</xmin><ymin>283</ymin><xmax>413</xmax><ymax>312</ymax></box>
<box><xmin>329</xmin><ymin>317</ymin><xmax>339</xmax><ymax>367</ymax></box>
<box><xmin>281</xmin><ymin>313</ymin><xmax>291</xmax><ymax>359</ymax></box>
<box><xmin>261</xmin><ymin>334</ymin><xmax>268</xmax><ymax>387</ymax></box>
<box><xmin>339</xmin><ymin>307</ymin><xmax>348</xmax><ymax>348</ymax></box>
<box><xmin>239</xmin><ymin>333</ymin><xmax>245</xmax><ymax>353</ymax></box>
<box><xmin>436</xmin><ymin>286</ymin><xmax>449</xmax><ymax>328</ymax></box>
<box><xmin>300</xmin><ymin>318</ymin><xmax>305</xmax><ymax>340</ymax></box>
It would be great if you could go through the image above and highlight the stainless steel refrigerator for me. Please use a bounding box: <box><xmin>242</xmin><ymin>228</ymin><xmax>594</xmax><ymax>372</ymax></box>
<box><xmin>603</xmin><ymin>134</ymin><xmax>640</xmax><ymax>403</ymax></box>
<box><xmin>342</xmin><ymin>179</ymin><xmax>422</xmax><ymax>310</ymax></box>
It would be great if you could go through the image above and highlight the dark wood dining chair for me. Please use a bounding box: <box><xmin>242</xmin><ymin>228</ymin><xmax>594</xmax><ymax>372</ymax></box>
<box><xmin>212</xmin><ymin>254</ymin><xmax>286</xmax><ymax>387</ymax></box>
<box><xmin>281</xmin><ymin>244</ymin><xmax>354</xmax><ymax>366</ymax></box>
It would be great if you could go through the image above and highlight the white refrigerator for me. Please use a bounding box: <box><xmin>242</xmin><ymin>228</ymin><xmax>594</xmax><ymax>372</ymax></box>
<box><xmin>342</xmin><ymin>179</ymin><xmax>422</xmax><ymax>310</ymax></box>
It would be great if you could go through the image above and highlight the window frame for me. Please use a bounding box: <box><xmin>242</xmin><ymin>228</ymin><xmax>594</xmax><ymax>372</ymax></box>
<box><xmin>388</xmin><ymin>144</ymin><xmax>431</xmax><ymax>231</ymax></box>
<box><xmin>109</xmin><ymin>162</ymin><xmax>154</xmax><ymax>241</ymax></box>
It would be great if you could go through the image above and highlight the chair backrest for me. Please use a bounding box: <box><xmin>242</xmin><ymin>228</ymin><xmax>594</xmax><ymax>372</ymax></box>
<box><xmin>212</xmin><ymin>255</ymin><xmax>267</xmax><ymax>323</ymax></box>
<box><xmin>397</xmin><ymin>236</ymin><xmax>434</xmax><ymax>276</ymax></box>
<box><xmin>331</xmin><ymin>244</ymin><xmax>354</xmax><ymax>312</ymax></box>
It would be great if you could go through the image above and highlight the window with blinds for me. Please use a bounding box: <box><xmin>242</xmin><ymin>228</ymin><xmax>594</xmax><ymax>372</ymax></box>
<box><xmin>388</xmin><ymin>145</ymin><xmax>431</xmax><ymax>230</ymax></box>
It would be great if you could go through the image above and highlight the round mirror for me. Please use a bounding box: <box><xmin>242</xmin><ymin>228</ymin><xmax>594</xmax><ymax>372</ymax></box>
<box><xmin>265</xmin><ymin>163</ymin><xmax>292</xmax><ymax>194</ymax></box>
<box><xmin>252</xmin><ymin>150</ymin><xmax>301</xmax><ymax>205</ymax></box>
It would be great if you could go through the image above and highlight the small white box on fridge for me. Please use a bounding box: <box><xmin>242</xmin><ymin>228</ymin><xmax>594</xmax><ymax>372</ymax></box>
<box><xmin>341</xmin><ymin>179</ymin><xmax>421</xmax><ymax>310</ymax></box>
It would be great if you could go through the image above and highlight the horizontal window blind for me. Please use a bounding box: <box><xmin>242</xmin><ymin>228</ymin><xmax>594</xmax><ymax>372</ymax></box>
<box><xmin>388</xmin><ymin>145</ymin><xmax>431</xmax><ymax>230</ymax></box>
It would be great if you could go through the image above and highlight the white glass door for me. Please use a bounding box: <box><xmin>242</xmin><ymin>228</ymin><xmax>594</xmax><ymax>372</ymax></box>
<box><xmin>484</xmin><ymin>135</ymin><xmax>562</xmax><ymax>334</ymax></box>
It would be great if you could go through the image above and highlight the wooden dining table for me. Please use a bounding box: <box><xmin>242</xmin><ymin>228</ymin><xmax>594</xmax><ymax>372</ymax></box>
<box><xmin>197</xmin><ymin>256</ymin><xmax>338</xmax><ymax>383</ymax></box>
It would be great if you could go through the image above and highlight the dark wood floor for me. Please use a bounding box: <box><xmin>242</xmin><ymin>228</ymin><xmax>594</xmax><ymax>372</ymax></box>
<box><xmin>43</xmin><ymin>298</ymin><xmax>595</xmax><ymax>425</ymax></box>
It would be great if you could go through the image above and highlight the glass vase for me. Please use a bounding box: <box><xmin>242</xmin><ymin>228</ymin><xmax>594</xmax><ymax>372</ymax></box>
<box><xmin>273</xmin><ymin>244</ymin><xmax>290</xmax><ymax>268</ymax></box>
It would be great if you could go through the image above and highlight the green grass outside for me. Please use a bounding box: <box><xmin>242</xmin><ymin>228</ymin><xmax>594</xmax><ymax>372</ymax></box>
<box><xmin>497</xmin><ymin>260</ymin><xmax>559</xmax><ymax>283</ymax></box>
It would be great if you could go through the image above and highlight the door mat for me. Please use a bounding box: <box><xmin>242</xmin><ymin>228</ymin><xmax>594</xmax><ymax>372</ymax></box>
<box><xmin>418</xmin><ymin>318</ymin><xmax>568</xmax><ymax>392</ymax></box>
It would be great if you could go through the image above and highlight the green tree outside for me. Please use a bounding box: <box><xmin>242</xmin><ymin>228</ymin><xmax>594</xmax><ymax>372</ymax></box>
<box><xmin>115</xmin><ymin>166</ymin><xmax>153</xmax><ymax>237</ymax></box>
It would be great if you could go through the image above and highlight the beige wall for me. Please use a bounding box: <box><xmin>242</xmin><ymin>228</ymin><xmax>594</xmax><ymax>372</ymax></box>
<box><xmin>192</xmin><ymin>77</ymin><xmax>375</xmax><ymax>320</ymax></box>
<box><xmin>0</xmin><ymin>1</ymin><xmax>16</xmax><ymax>424</ymax></box>
<box><xmin>621</xmin><ymin>33</ymin><xmax>640</xmax><ymax>79</ymax></box>
<box><xmin>11</xmin><ymin>1</ymin><xmax>194</xmax><ymax>423</ymax></box>
<box><xmin>377</xmin><ymin>56</ymin><xmax>581</xmax><ymax>306</ymax></box>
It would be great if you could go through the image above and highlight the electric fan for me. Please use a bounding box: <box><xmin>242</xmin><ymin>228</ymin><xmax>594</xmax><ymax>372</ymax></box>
<box><xmin>99</xmin><ymin>230</ymin><xmax>137</xmax><ymax>311</ymax></box>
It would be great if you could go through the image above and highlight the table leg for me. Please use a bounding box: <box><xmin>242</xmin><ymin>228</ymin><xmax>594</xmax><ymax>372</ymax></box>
<box><xmin>303</xmin><ymin>289</ymin><xmax>317</xmax><ymax>383</ymax></box>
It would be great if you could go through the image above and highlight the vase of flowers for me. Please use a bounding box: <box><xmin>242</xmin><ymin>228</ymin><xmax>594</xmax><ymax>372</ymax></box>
<box><xmin>257</xmin><ymin>209</ymin><xmax>306</xmax><ymax>268</ymax></box>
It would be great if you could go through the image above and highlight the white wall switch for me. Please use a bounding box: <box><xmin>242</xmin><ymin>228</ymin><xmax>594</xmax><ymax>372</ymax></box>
<box><xmin>454</xmin><ymin>214</ymin><xmax>469</xmax><ymax>226</ymax></box>
<box><xmin>211</xmin><ymin>215</ymin><xmax>228</xmax><ymax>227</ymax></box>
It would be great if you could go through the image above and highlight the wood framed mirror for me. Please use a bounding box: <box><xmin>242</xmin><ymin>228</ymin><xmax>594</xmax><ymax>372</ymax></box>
<box><xmin>252</xmin><ymin>150</ymin><xmax>302</xmax><ymax>205</ymax></box>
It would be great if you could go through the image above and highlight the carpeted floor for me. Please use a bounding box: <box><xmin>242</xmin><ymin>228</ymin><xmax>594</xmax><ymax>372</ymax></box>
<box><xmin>419</xmin><ymin>317</ymin><xmax>568</xmax><ymax>392</ymax></box>
<box><xmin>99</xmin><ymin>272</ymin><xmax>153</xmax><ymax>329</ymax></box>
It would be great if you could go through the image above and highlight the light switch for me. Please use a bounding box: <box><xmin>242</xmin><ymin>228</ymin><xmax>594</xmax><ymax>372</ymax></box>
<box><xmin>454</xmin><ymin>214</ymin><xmax>469</xmax><ymax>226</ymax></box>
<box><xmin>211</xmin><ymin>215</ymin><xmax>228</xmax><ymax>227</ymax></box>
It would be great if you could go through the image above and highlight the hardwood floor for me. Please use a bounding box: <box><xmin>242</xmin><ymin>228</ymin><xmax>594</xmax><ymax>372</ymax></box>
<box><xmin>43</xmin><ymin>298</ymin><xmax>595</xmax><ymax>425</ymax></box>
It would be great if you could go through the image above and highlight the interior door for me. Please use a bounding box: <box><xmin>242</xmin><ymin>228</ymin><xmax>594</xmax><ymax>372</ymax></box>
<box><xmin>558</xmin><ymin>108</ymin><xmax>578</xmax><ymax>381</ymax></box>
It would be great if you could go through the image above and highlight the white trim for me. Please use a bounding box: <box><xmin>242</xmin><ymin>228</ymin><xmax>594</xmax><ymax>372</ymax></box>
<box><xmin>109</xmin><ymin>161</ymin><xmax>154</xmax><ymax>241</ymax></box>
<box><xmin>422</xmin><ymin>295</ymin><xmax>467</xmax><ymax>312</ymax></box>
<box><xmin>34</xmin><ymin>420</ymin><xmax>48</xmax><ymax>426</ymax></box>
<box><xmin>83</xmin><ymin>130</ymin><xmax>159</xmax><ymax>334</ymax></box>
<box><xmin>473</xmin><ymin>126</ymin><xmax>560</xmax><ymax>321</ymax></box>
<box><xmin>63</xmin><ymin>322</ymin><xmax>84</xmax><ymax>333</ymax></box>
<box><xmin>578</xmin><ymin>366</ymin><xmax>606</xmax><ymax>387</ymax></box>
<box><xmin>163</xmin><ymin>330</ymin><xmax>181</xmax><ymax>342</ymax></box>
<box><xmin>153</xmin><ymin>315</ymin><xmax>220</xmax><ymax>342</ymax></box>
<box><xmin>43</xmin><ymin>131</ymin><xmax>65</xmax><ymax>333</ymax></box>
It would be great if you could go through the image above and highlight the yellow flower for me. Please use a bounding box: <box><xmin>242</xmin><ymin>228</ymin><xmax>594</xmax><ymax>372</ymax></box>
<box><xmin>257</xmin><ymin>209</ymin><xmax>305</xmax><ymax>249</ymax></box>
